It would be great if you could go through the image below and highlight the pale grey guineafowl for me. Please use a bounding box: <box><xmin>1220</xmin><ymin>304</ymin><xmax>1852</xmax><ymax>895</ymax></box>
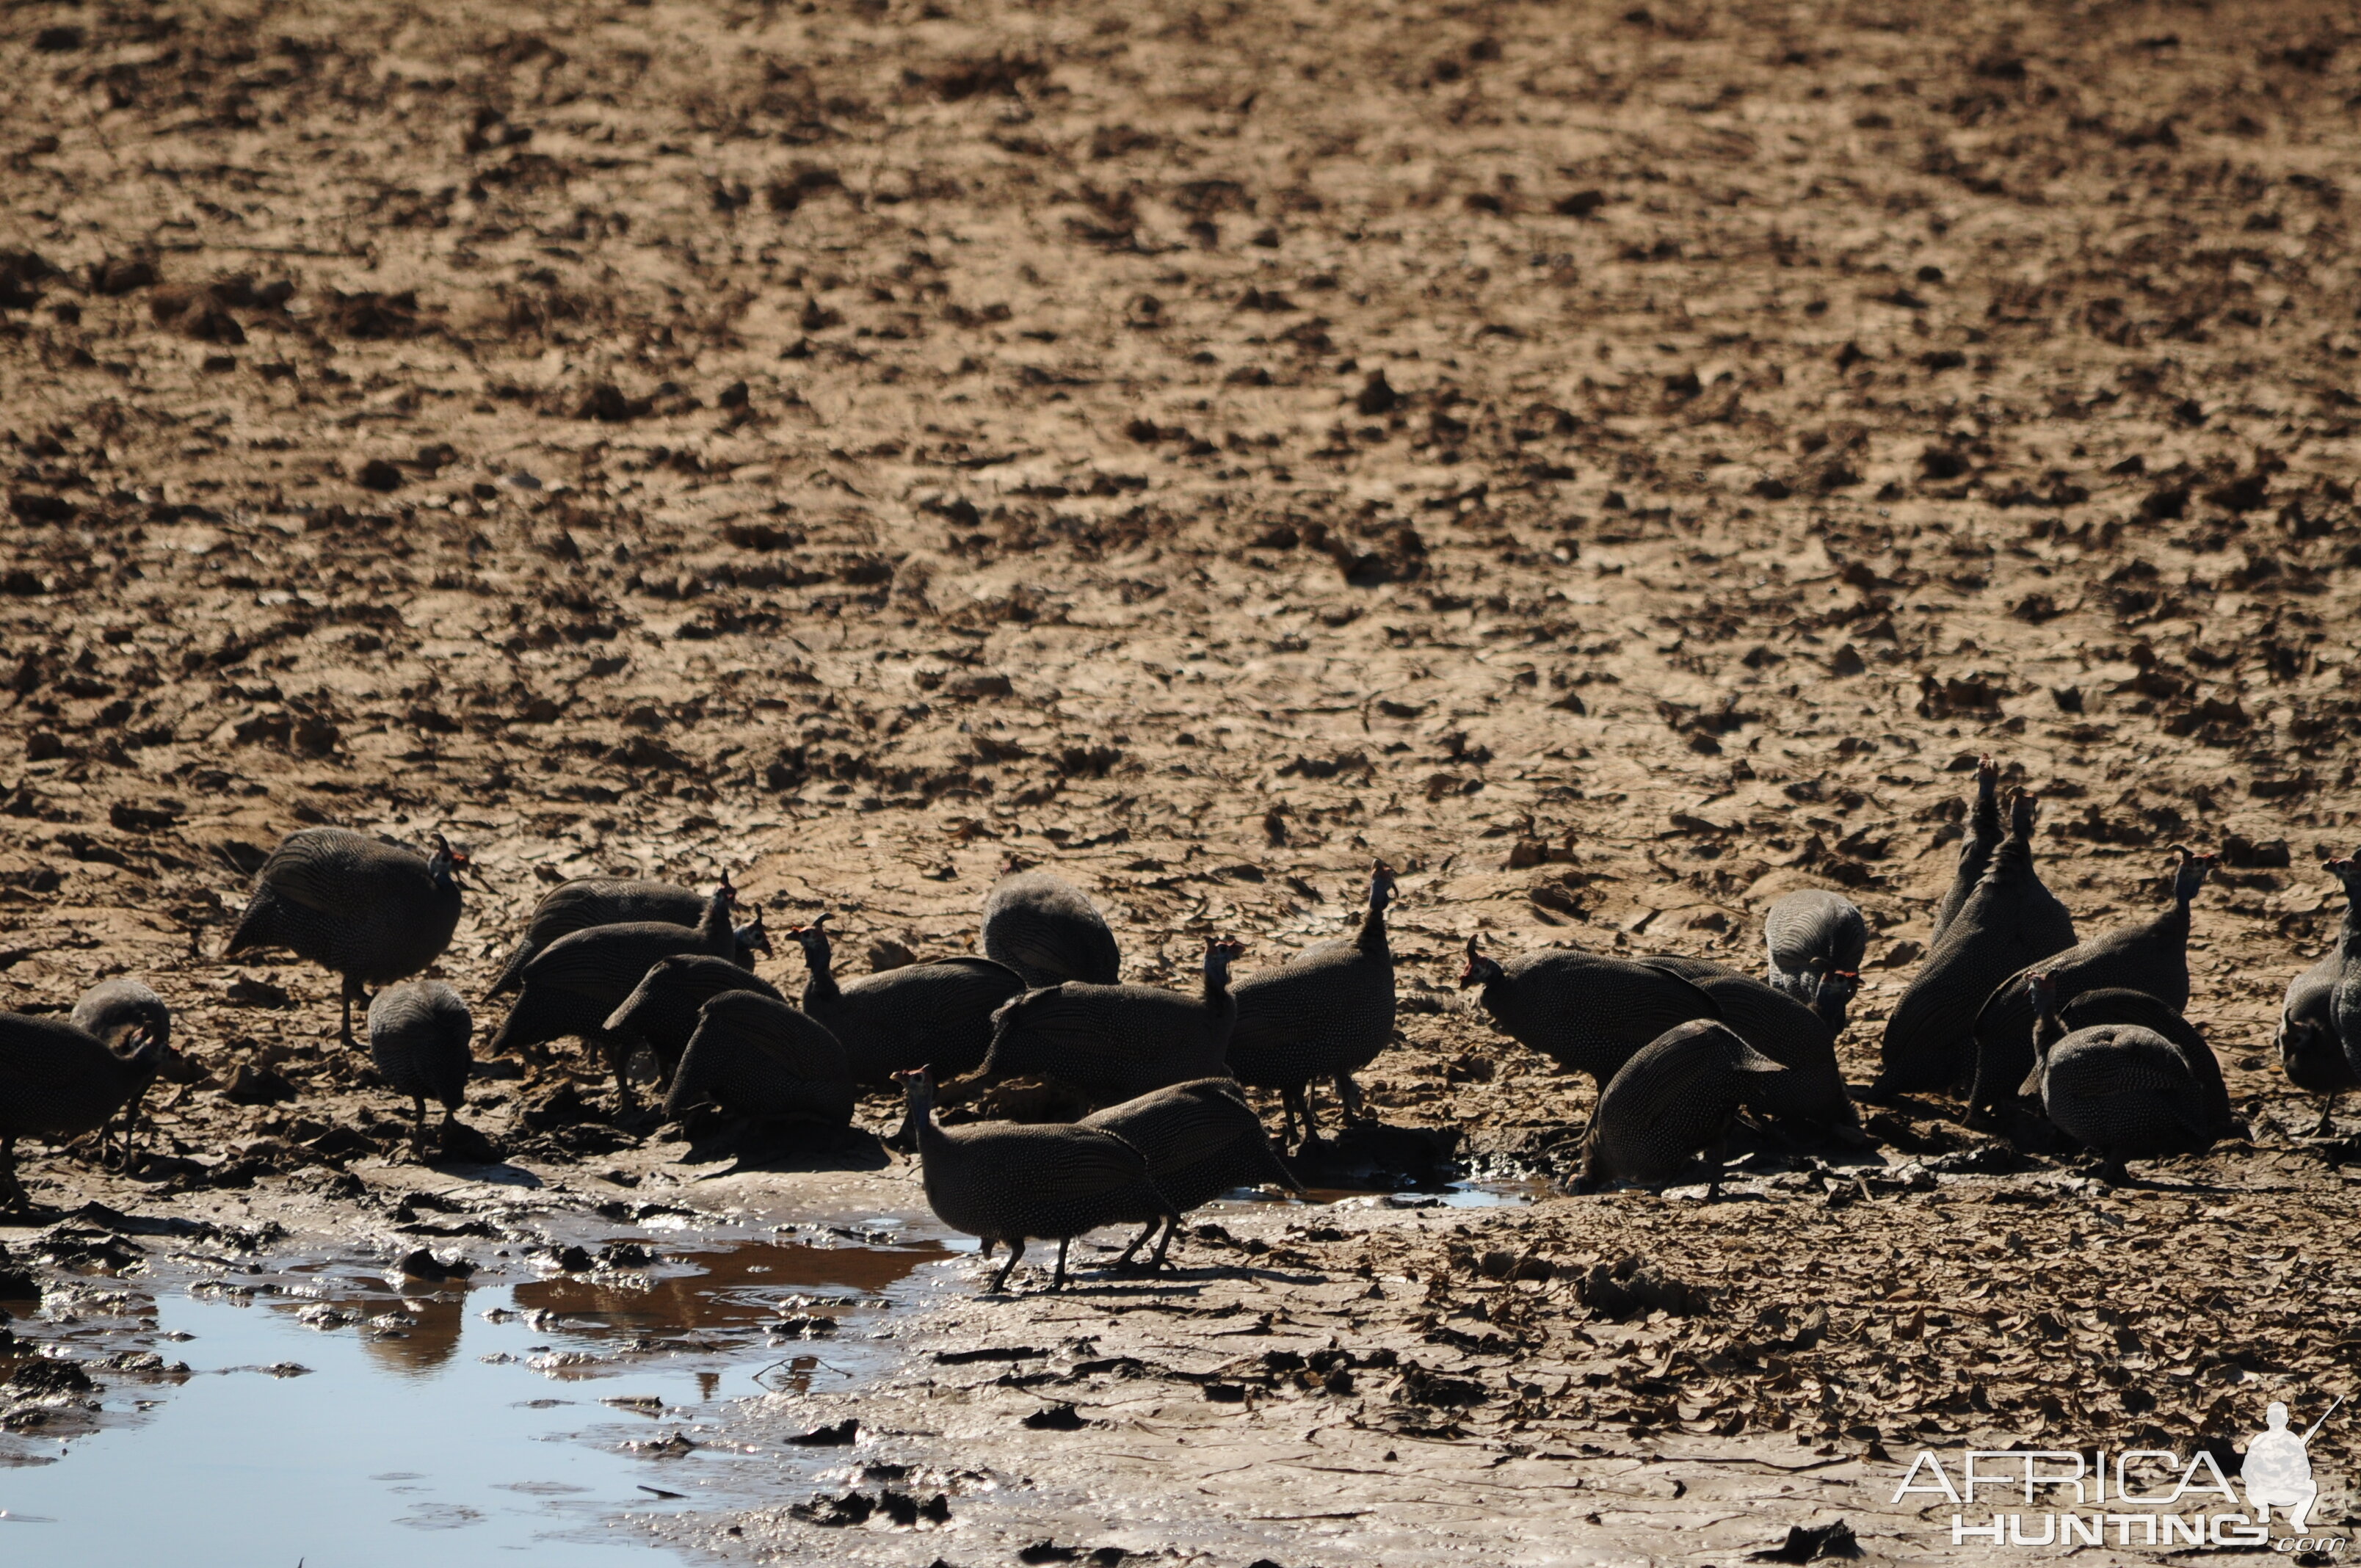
<box><xmin>491</xmin><ymin>876</ymin><xmax>739</xmax><ymax>1104</ymax></box>
<box><xmin>227</xmin><ymin>828</ymin><xmax>467</xmax><ymax>1045</ymax></box>
<box><xmin>896</xmin><ymin>1066</ymin><xmax>1178</xmax><ymax>1293</ymax></box>
<box><xmin>602</xmin><ymin>954</ymin><xmax>784</xmax><ymax>1087</ymax></box>
<box><xmin>1458</xmin><ymin>938</ymin><xmax>1722</xmax><ymax>1092</ymax></box>
<box><xmin>1970</xmin><ymin>846</ymin><xmax>2214</xmax><ymax>1122</ymax></box>
<box><xmin>2018</xmin><ymin>973</ymin><xmax>2216</xmax><ymax>1186</ymax></box>
<box><xmin>981</xmin><ymin>867</ymin><xmax>1121</xmax><ymax>987</ymax></box>
<box><xmin>366</xmin><ymin>980</ymin><xmax>474</xmax><ymax>1144</ymax></box>
<box><xmin>662</xmin><ymin>991</ymin><xmax>853</xmax><ymax>1130</ymax></box>
<box><xmin>1227</xmin><ymin>861</ymin><xmax>1396</xmax><ymax>1146</ymax></box>
<box><xmin>1931</xmin><ymin>755</ymin><xmax>2003</xmax><ymax>944</ymax></box>
<box><xmin>69</xmin><ymin>976</ymin><xmax>171</xmax><ymax>1164</ymax></box>
<box><xmin>2279</xmin><ymin>853</ymin><xmax>2361</xmax><ymax>1135</ymax></box>
<box><xmin>1874</xmin><ymin>791</ymin><xmax>2076</xmax><ymax>1097</ymax></box>
<box><xmin>787</xmin><ymin>913</ymin><xmax>1024</xmax><ymax>1086</ymax></box>
<box><xmin>1762</xmin><ymin>888</ymin><xmax>1867</xmax><ymax>1005</ymax></box>
<box><xmin>489</xmin><ymin>876</ymin><xmax>769</xmax><ymax>996</ymax></box>
<box><xmin>943</xmin><ymin>937</ymin><xmax>1244</xmax><ymax>1111</ymax></box>
<box><xmin>0</xmin><ymin>1012</ymin><xmax>167</xmax><ymax>1210</ymax></box>
<box><xmin>1574</xmin><ymin>1020</ymin><xmax>1791</xmax><ymax>1194</ymax></box>
<box><xmin>1082</xmin><ymin>1078</ymin><xmax>1302</xmax><ymax>1268</ymax></box>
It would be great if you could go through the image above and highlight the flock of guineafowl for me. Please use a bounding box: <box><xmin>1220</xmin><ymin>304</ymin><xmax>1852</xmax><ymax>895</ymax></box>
<box><xmin>3</xmin><ymin>755</ymin><xmax>2359</xmax><ymax>1292</ymax></box>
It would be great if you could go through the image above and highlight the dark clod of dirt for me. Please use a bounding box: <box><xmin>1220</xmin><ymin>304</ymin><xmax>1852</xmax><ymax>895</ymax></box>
<box><xmin>1023</xmin><ymin>1402</ymin><xmax>1089</xmax><ymax>1429</ymax></box>
<box><xmin>396</xmin><ymin>1249</ymin><xmax>473</xmax><ymax>1281</ymax></box>
<box><xmin>785</xmin><ymin>1418</ymin><xmax>860</xmax><ymax>1445</ymax></box>
<box><xmin>1749</xmin><ymin>1520</ymin><xmax>1860</xmax><ymax>1563</ymax></box>
<box><xmin>5</xmin><ymin>1357</ymin><xmax>96</xmax><ymax>1394</ymax></box>
<box><xmin>219</xmin><ymin>1062</ymin><xmax>297</xmax><ymax>1106</ymax></box>
<box><xmin>1574</xmin><ymin>1257</ymin><xmax>1710</xmax><ymax>1321</ymax></box>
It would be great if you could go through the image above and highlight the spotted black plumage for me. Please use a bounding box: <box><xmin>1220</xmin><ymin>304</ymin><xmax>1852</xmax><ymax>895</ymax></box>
<box><xmin>1083</xmin><ymin>1078</ymin><xmax>1302</xmax><ymax>1267</ymax></box>
<box><xmin>226</xmin><ymin>827</ymin><xmax>467</xmax><ymax>1045</ymax></box>
<box><xmin>662</xmin><ymin>991</ymin><xmax>852</xmax><ymax>1128</ymax></box>
<box><xmin>943</xmin><ymin>937</ymin><xmax>1244</xmax><ymax>1111</ymax></box>
<box><xmin>1876</xmin><ymin>791</ymin><xmax>2077</xmax><ymax>1097</ymax></box>
<box><xmin>1227</xmin><ymin>862</ymin><xmax>1396</xmax><ymax>1145</ymax></box>
<box><xmin>1459</xmin><ymin>938</ymin><xmax>1722</xmax><ymax>1092</ymax></box>
<box><xmin>69</xmin><ymin>976</ymin><xmax>172</xmax><ymax>1164</ymax></box>
<box><xmin>0</xmin><ymin>1011</ymin><xmax>166</xmax><ymax>1208</ymax></box>
<box><xmin>367</xmin><ymin>980</ymin><xmax>474</xmax><ymax>1141</ymax></box>
<box><xmin>981</xmin><ymin>868</ymin><xmax>1122</xmax><ymax>988</ymax></box>
<box><xmin>788</xmin><ymin>913</ymin><xmax>1024</xmax><ymax>1086</ymax></box>
<box><xmin>1762</xmin><ymin>888</ymin><xmax>1867</xmax><ymax>1005</ymax></box>
<box><xmin>2280</xmin><ymin>854</ymin><xmax>2361</xmax><ymax>1134</ymax></box>
<box><xmin>1931</xmin><ymin>754</ymin><xmax>2003</xmax><ymax>945</ymax></box>
<box><xmin>1633</xmin><ymin>955</ymin><xmax>1861</xmax><ymax>1136</ymax></box>
<box><xmin>1970</xmin><ymin>846</ymin><xmax>2213</xmax><ymax>1121</ymax></box>
<box><xmin>897</xmin><ymin>1067</ymin><xmax>1178</xmax><ymax>1293</ymax></box>
<box><xmin>1575</xmin><ymin>1020</ymin><xmax>1791</xmax><ymax>1194</ymax></box>
<box><xmin>488</xmin><ymin>875</ymin><xmax>767</xmax><ymax>996</ymax></box>
<box><xmin>602</xmin><ymin>954</ymin><xmax>784</xmax><ymax>1086</ymax></box>
<box><xmin>2018</xmin><ymin>973</ymin><xmax>2216</xmax><ymax>1186</ymax></box>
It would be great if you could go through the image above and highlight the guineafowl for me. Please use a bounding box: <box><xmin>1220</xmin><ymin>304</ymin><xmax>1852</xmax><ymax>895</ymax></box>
<box><xmin>2059</xmin><ymin>986</ymin><xmax>2235</xmax><ymax>1141</ymax></box>
<box><xmin>1574</xmin><ymin>1020</ymin><xmax>1791</xmax><ymax>1194</ymax></box>
<box><xmin>0</xmin><ymin>1012</ymin><xmax>167</xmax><ymax>1210</ymax></box>
<box><xmin>1083</xmin><ymin>1078</ymin><xmax>1302</xmax><ymax>1268</ymax></box>
<box><xmin>661</xmin><ymin>991</ymin><xmax>853</xmax><ymax>1129</ymax></box>
<box><xmin>1874</xmin><ymin>791</ymin><xmax>2077</xmax><ymax>1097</ymax></box>
<box><xmin>1459</xmin><ymin>938</ymin><xmax>1722</xmax><ymax>1092</ymax></box>
<box><xmin>2278</xmin><ymin>854</ymin><xmax>2361</xmax><ymax>1135</ymax></box>
<box><xmin>981</xmin><ymin>866</ymin><xmax>1121</xmax><ymax>987</ymax></box>
<box><xmin>1931</xmin><ymin>755</ymin><xmax>2003</xmax><ymax>944</ymax></box>
<box><xmin>491</xmin><ymin>876</ymin><xmax>739</xmax><ymax>1105</ymax></box>
<box><xmin>1969</xmin><ymin>846</ymin><xmax>2215</xmax><ymax>1123</ymax></box>
<box><xmin>366</xmin><ymin>980</ymin><xmax>474</xmax><ymax>1144</ymax></box>
<box><xmin>602</xmin><ymin>954</ymin><xmax>785</xmax><ymax>1086</ymax></box>
<box><xmin>896</xmin><ymin>1066</ymin><xmax>1178</xmax><ymax>1293</ymax></box>
<box><xmin>2018</xmin><ymin>973</ymin><xmax>2216</xmax><ymax>1186</ymax></box>
<box><xmin>1227</xmin><ymin>861</ymin><xmax>1397</xmax><ymax>1146</ymax></box>
<box><xmin>1634</xmin><ymin>955</ymin><xmax>1862</xmax><ymax>1135</ymax></box>
<box><xmin>69</xmin><ymin>977</ymin><xmax>170</xmax><ymax>1164</ymax></box>
<box><xmin>227</xmin><ymin>828</ymin><xmax>468</xmax><ymax>1045</ymax></box>
<box><xmin>787</xmin><ymin>913</ymin><xmax>1025</xmax><ymax>1086</ymax></box>
<box><xmin>489</xmin><ymin>875</ymin><xmax>767</xmax><ymax>996</ymax></box>
<box><xmin>1762</xmin><ymin>889</ymin><xmax>1867</xmax><ymax>1005</ymax></box>
<box><xmin>943</xmin><ymin>937</ymin><xmax>1245</xmax><ymax>1111</ymax></box>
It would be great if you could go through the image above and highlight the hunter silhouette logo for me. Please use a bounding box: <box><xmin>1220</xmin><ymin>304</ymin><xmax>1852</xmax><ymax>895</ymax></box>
<box><xmin>1891</xmin><ymin>1395</ymin><xmax>2346</xmax><ymax>1551</ymax></box>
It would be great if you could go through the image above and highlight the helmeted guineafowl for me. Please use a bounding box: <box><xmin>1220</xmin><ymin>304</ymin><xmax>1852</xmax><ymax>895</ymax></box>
<box><xmin>69</xmin><ymin>976</ymin><xmax>170</xmax><ymax>1164</ymax></box>
<box><xmin>1969</xmin><ymin>846</ymin><xmax>2215</xmax><ymax>1123</ymax></box>
<box><xmin>1931</xmin><ymin>755</ymin><xmax>2003</xmax><ymax>944</ymax></box>
<box><xmin>787</xmin><ymin>912</ymin><xmax>1025</xmax><ymax>1086</ymax></box>
<box><xmin>981</xmin><ymin>866</ymin><xmax>1121</xmax><ymax>987</ymax></box>
<box><xmin>1458</xmin><ymin>938</ymin><xmax>1722</xmax><ymax>1092</ymax></box>
<box><xmin>491</xmin><ymin>875</ymin><xmax>739</xmax><ymax>1104</ymax></box>
<box><xmin>942</xmin><ymin>936</ymin><xmax>1245</xmax><ymax>1111</ymax></box>
<box><xmin>602</xmin><ymin>954</ymin><xmax>785</xmax><ymax>1087</ymax></box>
<box><xmin>896</xmin><ymin>1066</ymin><xmax>1178</xmax><ymax>1293</ymax></box>
<box><xmin>0</xmin><ymin>1012</ymin><xmax>167</xmax><ymax>1209</ymax></box>
<box><xmin>226</xmin><ymin>828</ymin><xmax>468</xmax><ymax>1045</ymax></box>
<box><xmin>1227</xmin><ymin>861</ymin><xmax>1397</xmax><ymax>1146</ymax></box>
<box><xmin>1633</xmin><ymin>955</ymin><xmax>1862</xmax><ymax>1135</ymax></box>
<box><xmin>1874</xmin><ymin>791</ymin><xmax>2077</xmax><ymax>1097</ymax></box>
<box><xmin>2059</xmin><ymin>986</ymin><xmax>2235</xmax><ymax>1141</ymax></box>
<box><xmin>366</xmin><ymin>980</ymin><xmax>474</xmax><ymax>1144</ymax></box>
<box><xmin>2017</xmin><ymin>973</ymin><xmax>2216</xmax><ymax>1186</ymax></box>
<box><xmin>1082</xmin><ymin>1077</ymin><xmax>1303</xmax><ymax>1268</ymax></box>
<box><xmin>1762</xmin><ymin>889</ymin><xmax>1867</xmax><ymax>1005</ymax></box>
<box><xmin>1574</xmin><ymin>1020</ymin><xmax>1791</xmax><ymax>1194</ymax></box>
<box><xmin>661</xmin><ymin>990</ymin><xmax>853</xmax><ymax>1129</ymax></box>
<box><xmin>2278</xmin><ymin>853</ymin><xmax>2361</xmax><ymax>1135</ymax></box>
<box><xmin>489</xmin><ymin>876</ymin><xmax>769</xmax><ymax>996</ymax></box>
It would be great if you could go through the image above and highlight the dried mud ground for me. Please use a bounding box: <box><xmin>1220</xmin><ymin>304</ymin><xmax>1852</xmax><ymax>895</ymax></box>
<box><xmin>3</xmin><ymin>0</ymin><xmax>2360</xmax><ymax>1560</ymax></box>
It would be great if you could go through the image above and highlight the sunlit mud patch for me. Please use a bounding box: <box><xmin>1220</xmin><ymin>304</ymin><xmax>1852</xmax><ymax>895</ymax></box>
<box><xmin>0</xmin><ymin>1223</ymin><xmax>946</xmax><ymax>1564</ymax></box>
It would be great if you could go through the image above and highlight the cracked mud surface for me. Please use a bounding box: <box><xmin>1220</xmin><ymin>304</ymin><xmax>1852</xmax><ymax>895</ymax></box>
<box><xmin>3</xmin><ymin>0</ymin><xmax>2360</xmax><ymax>1560</ymax></box>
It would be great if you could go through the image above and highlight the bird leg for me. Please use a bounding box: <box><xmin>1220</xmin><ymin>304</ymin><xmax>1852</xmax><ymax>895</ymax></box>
<box><xmin>1113</xmin><ymin>1220</ymin><xmax>1158</xmax><ymax>1271</ymax></box>
<box><xmin>1052</xmin><ymin>1235</ymin><xmax>1071</xmax><ymax>1291</ymax></box>
<box><xmin>2097</xmin><ymin>1155</ymin><xmax>2128</xmax><ymax>1188</ymax></box>
<box><xmin>2315</xmin><ymin>1097</ymin><xmax>2338</xmax><ymax>1138</ymax></box>
<box><xmin>0</xmin><ymin>1136</ymin><xmax>25</xmax><ymax>1213</ymax></box>
<box><xmin>339</xmin><ymin>976</ymin><xmax>366</xmax><ymax>1048</ymax></box>
<box><xmin>1282</xmin><ymin>1086</ymin><xmax>1314</xmax><ymax>1149</ymax></box>
<box><xmin>1333</xmin><ymin>1072</ymin><xmax>1365</xmax><ymax>1125</ymax></box>
<box><xmin>987</xmin><ymin>1238</ymin><xmax>1023</xmax><ymax>1293</ymax></box>
<box><xmin>1148</xmin><ymin>1209</ymin><xmax>1182</xmax><ymax>1271</ymax></box>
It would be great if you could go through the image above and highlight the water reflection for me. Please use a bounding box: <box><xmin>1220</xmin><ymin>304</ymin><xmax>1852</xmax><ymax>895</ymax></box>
<box><xmin>513</xmin><ymin>1239</ymin><xmax>949</xmax><ymax>1335</ymax></box>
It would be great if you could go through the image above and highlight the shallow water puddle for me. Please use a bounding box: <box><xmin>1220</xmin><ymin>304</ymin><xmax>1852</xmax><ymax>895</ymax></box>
<box><xmin>0</xmin><ymin>1230</ymin><xmax>946</xmax><ymax>1565</ymax></box>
